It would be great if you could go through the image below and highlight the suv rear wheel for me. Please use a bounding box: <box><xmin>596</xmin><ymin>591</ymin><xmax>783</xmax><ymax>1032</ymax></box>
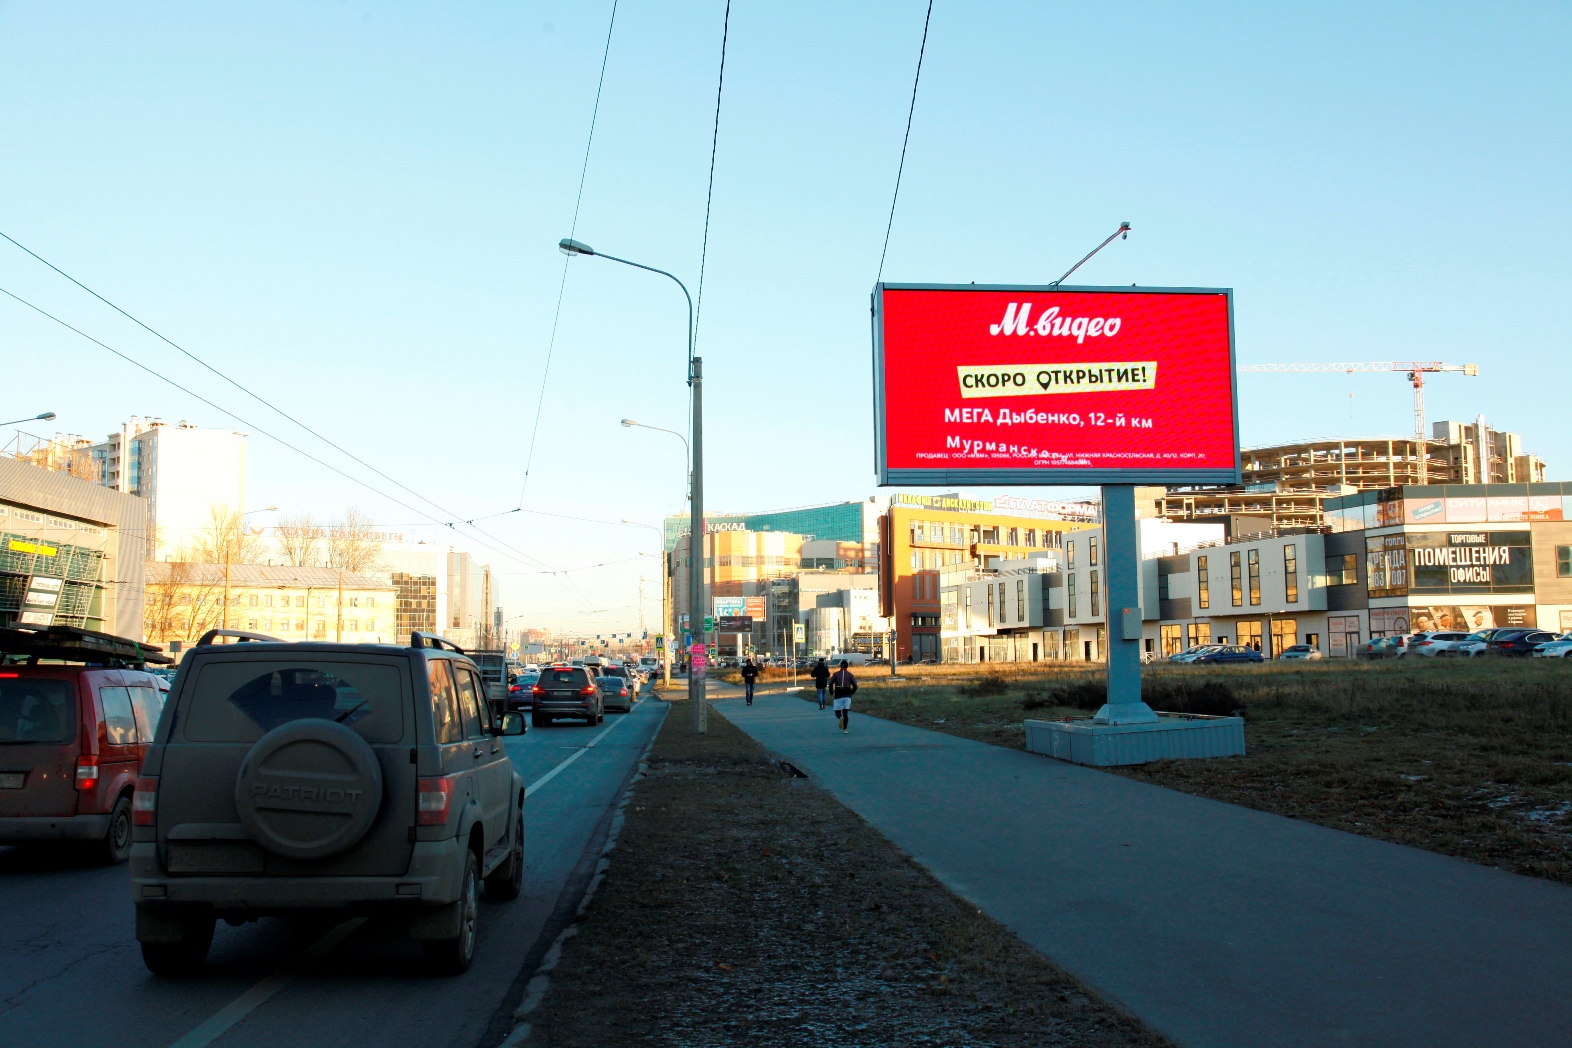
<box><xmin>141</xmin><ymin>911</ymin><xmax>216</xmax><ymax>976</ymax></box>
<box><xmin>425</xmin><ymin>850</ymin><xmax>478</xmax><ymax>974</ymax></box>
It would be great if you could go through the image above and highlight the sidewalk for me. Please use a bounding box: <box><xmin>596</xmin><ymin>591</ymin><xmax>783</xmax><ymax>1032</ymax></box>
<box><xmin>716</xmin><ymin>693</ymin><xmax>1572</xmax><ymax>1048</ymax></box>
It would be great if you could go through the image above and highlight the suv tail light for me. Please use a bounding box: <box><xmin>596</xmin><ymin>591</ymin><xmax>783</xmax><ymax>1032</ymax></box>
<box><xmin>75</xmin><ymin>754</ymin><xmax>100</xmax><ymax>791</ymax></box>
<box><xmin>579</xmin><ymin>685</ymin><xmax>596</xmax><ymax>697</ymax></box>
<box><xmin>531</xmin><ymin>684</ymin><xmax>545</xmax><ymax>696</ymax></box>
<box><xmin>417</xmin><ymin>776</ymin><xmax>455</xmax><ymax>826</ymax></box>
<box><xmin>133</xmin><ymin>777</ymin><xmax>157</xmax><ymax>825</ymax></box>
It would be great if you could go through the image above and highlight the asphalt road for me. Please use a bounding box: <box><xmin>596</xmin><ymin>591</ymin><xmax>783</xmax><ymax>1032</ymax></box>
<box><xmin>0</xmin><ymin>692</ymin><xmax>666</xmax><ymax>1048</ymax></box>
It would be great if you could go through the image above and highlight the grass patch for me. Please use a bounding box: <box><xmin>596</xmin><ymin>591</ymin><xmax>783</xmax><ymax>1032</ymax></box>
<box><xmin>851</xmin><ymin>659</ymin><xmax>1572</xmax><ymax>884</ymax></box>
<box><xmin>526</xmin><ymin>699</ymin><xmax>1167</xmax><ymax>1048</ymax></box>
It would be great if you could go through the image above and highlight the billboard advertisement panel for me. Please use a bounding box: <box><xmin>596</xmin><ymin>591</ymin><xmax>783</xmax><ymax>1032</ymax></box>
<box><xmin>873</xmin><ymin>284</ymin><xmax>1239</xmax><ymax>485</ymax></box>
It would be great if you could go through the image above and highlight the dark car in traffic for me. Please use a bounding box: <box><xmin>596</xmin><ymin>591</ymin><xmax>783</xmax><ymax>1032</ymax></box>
<box><xmin>1190</xmin><ymin>645</ymin><xmax>1265</xmax><ymax>664</ymax></box>
<box><xmin>1</xmin><ymin>625</ymin><xmax>172</xmax><ymax>865</ymax></box>
<box><xmin>1485</xmin><ymin>629</ymin><xmax>1558</xmax><ymax>656</ymax></box>
<box><xmin>595</xmin><ymin>672</ymin><xmax>635</xmax><ymax>714</ymax></box>
<box><xmin>529</xmin><ymin>666</ymin><xmax>604</xmax><ymax>726</ymax></box>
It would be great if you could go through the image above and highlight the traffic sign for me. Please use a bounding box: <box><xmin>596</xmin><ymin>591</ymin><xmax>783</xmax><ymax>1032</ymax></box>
<box><xmin>703</xmin><ymin>616</ymin><xmax>714</xmax><ymax>633</ymax></box>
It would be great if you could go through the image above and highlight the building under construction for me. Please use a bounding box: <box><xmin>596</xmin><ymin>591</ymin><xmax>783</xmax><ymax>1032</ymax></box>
<box><xmin>1159</xmin><ymin>417</ymin><xmax>1548</xmax><ymax>532</ymax></box>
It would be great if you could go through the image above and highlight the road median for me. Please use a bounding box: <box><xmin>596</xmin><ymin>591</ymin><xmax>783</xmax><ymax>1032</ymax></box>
<box><xmin>522</xmin><ymin>698</ymin><xmax>1168</xmax><ymax>1047</ymax></box>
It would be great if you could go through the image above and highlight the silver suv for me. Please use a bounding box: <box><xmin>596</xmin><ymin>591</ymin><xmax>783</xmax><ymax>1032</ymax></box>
<box><xmin>130</xmin><ymin>631</ymin><xmax>525</xmax><ymax>975</ymax></box>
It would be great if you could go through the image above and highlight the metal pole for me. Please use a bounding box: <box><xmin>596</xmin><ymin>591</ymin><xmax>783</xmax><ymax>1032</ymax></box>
<box><xmin>662</xmin><ymin>552</ymin><xmax>672</xmax><ymax>690</ymax></box>
<box><xmin>1093</xmin><ymin>485</ymin><xmax>1157</xmax><ymax>724</ymax></box>
<box><xmin>690</xmin><ymin>356</ymin><xmax>706</xmax><ymax>732</ymax></box>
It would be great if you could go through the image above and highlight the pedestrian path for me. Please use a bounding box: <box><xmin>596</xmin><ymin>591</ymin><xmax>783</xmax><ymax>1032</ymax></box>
<box><xmin>716</xmin><ymin>693</ymin><xmax>1572</xmax><ymax>1048</ymax></box>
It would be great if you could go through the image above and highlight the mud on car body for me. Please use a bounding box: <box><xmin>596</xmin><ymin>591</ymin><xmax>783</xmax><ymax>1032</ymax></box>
<box><xmin>130</xmin><ymin>630</ymin><xmax>525</xmax><ymax>976</ymax></box>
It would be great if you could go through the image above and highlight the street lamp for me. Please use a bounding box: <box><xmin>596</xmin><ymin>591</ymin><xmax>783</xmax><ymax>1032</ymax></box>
<box><xmin>623</xmin><ymin>519</ymin><xmax>674</xmax><ymax>690</ymax></box>
<box><xmin>1</xmin><ymin>411</ymin><xmax>56</xmax><ymax>426</ymax></box>
<box><xmin>561</xmin><ymin>236</ymin><xmax>708</xmax><ymax>732</ymax></box>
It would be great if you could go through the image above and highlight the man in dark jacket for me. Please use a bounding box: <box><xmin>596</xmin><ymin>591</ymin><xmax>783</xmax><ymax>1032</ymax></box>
<box><xmin>741</xmin><ymin>658</ymin><xmax>759</xmax><ymax>705</ymax></box>
<box><xmin>810</xmin><ymin>658</ymin><xmax>830</xmax><ymax>710</ymax></box>
<box><xmin>830</xmin><ymin>660</ymin><xmax>858</xmax><ymax>734</ymax></box>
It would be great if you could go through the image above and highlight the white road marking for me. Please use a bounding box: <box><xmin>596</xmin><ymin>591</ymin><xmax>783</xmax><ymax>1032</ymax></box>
<box><xmin>525</xmin><ymin>710</ymin><xmax>631</xmax><ymax>799</ymax></box>
<box><xmin>166</xmin><ymin>917</ymin><xmax>367</xmax><ymax>1048</ymax></box>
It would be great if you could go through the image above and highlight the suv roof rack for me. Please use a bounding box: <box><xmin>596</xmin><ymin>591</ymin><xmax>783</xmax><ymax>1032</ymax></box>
<box><xmin>410</xmin><ymin>631</ymin><xmax>467</xmax><ymax>655</ymax></box>
<box><xmin>195</xmin><ymin>629</ymin><xmax>282</xmax><ymax>646</ymax></box>
<box><xmin>0</xmin><ymin>624</ymin><xmax>174</xmax><ymax>667</ymax></box>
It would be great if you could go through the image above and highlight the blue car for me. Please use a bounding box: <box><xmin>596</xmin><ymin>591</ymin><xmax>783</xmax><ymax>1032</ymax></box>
<box><xmin>1190</xmin><ymin>645</ymin><xmax>1265</xmax><ymax>664</ymax></box>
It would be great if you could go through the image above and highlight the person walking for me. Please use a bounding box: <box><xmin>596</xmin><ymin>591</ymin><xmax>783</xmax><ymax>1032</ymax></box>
<box><xmin>830</xmin><ymin>659</ymin><xmax>858</xmax><ymax>734</ymax></box>
<box><xmin>810</xmin><ymin>657</ymin><xmax>830</xmax><ymax>710</ymax></box>
<box><xmin>741</xmin><ymin>657</ymin><xmax>759</xmax><ymax>706</ymax></box>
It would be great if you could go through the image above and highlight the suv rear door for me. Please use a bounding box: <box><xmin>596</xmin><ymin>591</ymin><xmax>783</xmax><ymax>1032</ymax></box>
<box><xmin>454</xmin><ymin>664</ymin><xmax>508</xmax><ymax>857</ymax></box>
<box><xmin>157</xmin><ymin>652</ymin><xmax>416</xmax><ymax>877</ymax></box>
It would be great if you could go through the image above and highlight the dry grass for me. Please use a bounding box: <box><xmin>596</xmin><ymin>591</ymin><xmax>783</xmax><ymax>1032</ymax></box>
<box><xmin>526</xmin><ymin>700</ymin><xmax>1168</xmax><ymax>1048</ymax></box>
<box><xmin>851</xmin><ymin>659</ymin><xmax>1572</xmax><ymax>883</ymax></box>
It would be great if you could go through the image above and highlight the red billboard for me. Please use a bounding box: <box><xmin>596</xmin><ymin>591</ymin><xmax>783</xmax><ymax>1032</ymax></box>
<box><xmin>873</xmin><ymin>284</ymin><xmax>1240</xmax><ymax>485</ymax></box>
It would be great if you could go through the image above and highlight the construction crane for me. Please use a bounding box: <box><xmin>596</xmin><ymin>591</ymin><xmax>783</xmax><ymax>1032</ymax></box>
<box><xmin>1238</xmin><ymin>361</ymin><xmax>1479</xmax><ymax>484</ymax></box>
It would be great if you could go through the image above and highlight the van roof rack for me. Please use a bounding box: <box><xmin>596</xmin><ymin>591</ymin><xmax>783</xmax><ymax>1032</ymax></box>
<box><xmin>0</xmin><ymin>624</ymin><xmax>174</xmax><ymax>667</ymax></box>
<box><xmin>195</xmin><ymin>629</ymin><xmax>282</xmax><ymax>646</ymax></box>
<box><xmin>410</xmin><ymin>631</ymin><xmax>467</xmax><ymax>655</ymax></box>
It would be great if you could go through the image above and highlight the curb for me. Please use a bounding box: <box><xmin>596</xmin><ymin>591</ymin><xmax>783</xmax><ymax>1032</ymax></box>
<box><xmin>497</xmin><ymin>710</ymin><xmax>663</xmax><ymax>1047</ymax></box>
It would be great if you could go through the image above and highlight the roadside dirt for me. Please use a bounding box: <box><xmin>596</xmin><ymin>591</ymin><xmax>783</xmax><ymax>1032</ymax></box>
<box><xmin>525</xmin><ymin>700</ymin><xmax>1168</xmax><ymax>1048</ymax></box>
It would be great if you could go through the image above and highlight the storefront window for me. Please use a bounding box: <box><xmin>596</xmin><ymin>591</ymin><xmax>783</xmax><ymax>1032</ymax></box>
<box><xmin>1160</xmin><ymin>624</ymin><xmax>1183</xmax><ymax>657</ymax></box>
<box><xmin>1186</xmin><ymin>622</ymin><xmax>1211</xmax><ymax>648</ymax></box>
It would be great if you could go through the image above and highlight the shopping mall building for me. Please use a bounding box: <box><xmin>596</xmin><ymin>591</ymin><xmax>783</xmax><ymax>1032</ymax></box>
<box><xmin>940</xmin><ymin>482</ymin><xmax>1572</xmax><ymax>662</ymax></box>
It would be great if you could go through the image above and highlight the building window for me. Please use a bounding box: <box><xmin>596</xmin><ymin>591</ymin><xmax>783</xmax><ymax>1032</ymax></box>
<box><xmin>1160</xmin><ymin>624</ymin><xmax>1183</xmax><ymax>657</ymax></box>
<box><xmin>248</xmin><ymin>594</ymin><xmax>258</xmax><ymax>607</ymax></box>
<box><xmin>1067</xmin><ymin>574</ymin><xmax>1077</xmax><ymax>618</ymax></box>
<box><xmin>1067</xmin><ymin>541</ymin><xmax>1076</xmax><ymax>569</ymax></box>
<box><xmin>910</xmin><ymin>550</ymin><xmax>921</xmax><ymax>569</ymax></box>
<box><xmin>1016</xmin><ymin>579</ymin><xmax>1025</xmax><ymax>622</ymax></box>
<box><xmin>1239</xmin><ymin>620</ymin><xmax>1263</xmax><ymax>651</ymax></box>
<box><xmin>1283</xmin><ymin>544</ymin><xmax>1299</xmax><ymax>603</ymax></box>
<box><xmin>949</xmin><ymin>525</ymin><xmax>962</xmax><ymax>545</ymax></box>
<box><xmin>1186</xmin><ymin>622</ymin><xmax>1211</xmax><ymax>648</ymax></box>
<box><xmin>1230</xmin><ymin>552</ymin><xmax>1243</xmax><ymax>607</ymax></box>
<box><xmin>964</xmin><ymin>588</ymin><xmax>972</xmax><ymax>628</ymax></box>
<box><xmin>246</xmin><ymin>619</ymin><xmax>257</xmax><ymax>630</ymax></box>
<box><xmin>1090</xmin><ymin>569</ymin><xmax>1100</xmax><ymax>617</ymax></box>
<box><xmin>1247</xmin><ymin>549</ymin><xmax>1261</xmax><ymax>606</ymax></box>
<box><xmin>264</xmin><ymin>594</ymin><xmax>273</xmax><ymax>608</ymax></box>
<box><xmin>1271</xmin><ymin>618</ymin><xmax>1298</xmax><ymax>657</ymax></box>
<box><xmin>986</xmin><ymin>585</ymin><xmax>995</xmax><ymax>626</ymax></box>
<box><xmin>1558</xmin><ymin>546</ymin><xmax>1572</xmax><ymax>578</ymax></box>
<box><xmin>295</xmin><ymin>596</ymin><xmax>305</xmax><ymax>608</ymax></box>
<box><xmin>1090</xmin><ymin>538</ymin><xmax>1099</xmax><ymax>566</ymax></box>
<box><xmin>346</xmin><ymin>619</ymin><xmax>358</xmax><ymax>632</ymax></box>
<box><xmin>1007</xmin><ymin>527</ymin><xmax>1019</xmax><ymax>546</ymax></box>
<box><xmin>1326</xmin><ymin>554</ymin><xmax>1358</xmax><ymax>585</ymax></box>
<box><xmin>1025</xmin><ymin>529</ymin><xmax>1037</xmax><ymax>548</ymax></box>
<box><xmin>1197</xmin><ymin>555</ymin><xmax>1209</xmax><ymax>609</ymax></box>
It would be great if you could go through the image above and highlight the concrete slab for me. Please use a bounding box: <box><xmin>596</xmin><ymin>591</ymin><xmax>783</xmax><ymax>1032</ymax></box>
<box><xmin>1027</xmin><ymin>713</ymin><xmax>1245</xmax><ymax>766</ymax></box>
<box><xmin>717</xmin><ymin>693</ymin><xmax>1572</xmax><ymax>1048</ymax></box>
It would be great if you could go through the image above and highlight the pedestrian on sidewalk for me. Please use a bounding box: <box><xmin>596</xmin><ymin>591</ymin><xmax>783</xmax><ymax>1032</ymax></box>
<box><xmin>741</xmin><ymin>657</ymin><xmax>759</xmax><ymax>706</ymax></box>
<box><xmin>830</xmin><ymin>660</ymin><xmax>858</xmax><ymax>733</ymax></box>
<box><xmin>810</xmin><ymin>657</ymin><xmax>830</xmax><ymax>710</ymax></box>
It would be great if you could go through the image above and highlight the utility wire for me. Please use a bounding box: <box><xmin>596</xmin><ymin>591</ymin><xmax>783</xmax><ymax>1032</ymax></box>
<box><xmin>0</xmin><ymin>287</ymin><xmax>593</xmax><ymax>605</ymax></box>
<box><xmin>875</xmin><ymin>0</ymin><xmax>935</xmax><ymax>285</ymax></box>
<box><xmin>692</xmin><ymin>0</ymin><xmax>731</xmax><ymax>348</ymax></box>
<box><xmin>515</xmin><ymin>0</ymin><xmax>620</xmax><ymax>509</ymax></box>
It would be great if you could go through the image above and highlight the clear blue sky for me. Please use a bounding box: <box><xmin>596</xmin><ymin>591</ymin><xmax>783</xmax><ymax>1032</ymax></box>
<box><xmin>3</xmin><ymin>2</ymin><xmax>1568</xmax><ymax>633</ymax></box>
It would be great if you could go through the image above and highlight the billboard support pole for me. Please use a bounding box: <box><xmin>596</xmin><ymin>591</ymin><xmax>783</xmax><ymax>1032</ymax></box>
<box><xmin>1093</xmin><ymin>484</ymin><xmax>1157</xmax><ymax>725</ymax></box>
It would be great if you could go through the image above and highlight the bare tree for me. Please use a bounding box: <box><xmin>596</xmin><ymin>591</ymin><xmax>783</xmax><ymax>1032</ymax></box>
<box><xmin>143</xmin><ymin>562</ymin><xmax>226</xmax><ymax>645</ymax></box>
<box><xmin>327</xmin><ymin>509</ymin><xmax>382</xmax><ymax>574</ymax></box>
<box><xmin>188</xmin><ymin>505</ymin><xmax>266</xmax><ymax>565</ymax></box>
<box><xmin>275</xmin><ymin>511</ymin><xmax>324</xmax><ymax>566</ymax></box>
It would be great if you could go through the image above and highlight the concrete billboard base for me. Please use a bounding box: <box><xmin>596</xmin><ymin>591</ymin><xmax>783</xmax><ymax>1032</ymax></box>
<box><xmin>1025</xmin><ymin>713</ymin><xmax>1245</xmax><ymax>767</ymax></box>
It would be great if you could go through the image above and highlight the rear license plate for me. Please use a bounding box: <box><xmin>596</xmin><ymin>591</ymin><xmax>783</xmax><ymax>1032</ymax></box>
<box><xmin>0</xmin><ymin>773</ymin><xmax>23</xmax><ymax>789</ymax></box>
<box><xmin>167</xmin><ymin>843</ymin><xmax>266</xmax><ymax>874</ymax></box>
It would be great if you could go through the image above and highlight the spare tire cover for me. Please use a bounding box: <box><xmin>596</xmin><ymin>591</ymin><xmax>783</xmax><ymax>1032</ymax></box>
<box><xmin>235</xmin><ymin>719</ymin><xmax>384</xmax><ymax>860</ymax></box>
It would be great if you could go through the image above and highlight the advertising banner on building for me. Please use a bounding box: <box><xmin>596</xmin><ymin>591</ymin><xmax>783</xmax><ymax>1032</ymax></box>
<box><xmin>1371</xmin><ymin>605</ymin><xmax>1536</xmax><ymax>635</ymax></box>
<box><xmin>712</xmin><ymin>597</ymin><xmax>745</xmax><ymax>618</ymax></box>
<box><xmin>743</xmin><ymin>595</ymin><xmax>766</xmax><ymax>620</ymax></box>
<box><xmin>19</xmin><ymin>576</ymin><xmax>63</xmax><ymax>627</ymax></box>
<box><xmin>872</xmin><ymin>284</ymin><xmax>1239</xmax><ymax>485</ymax></box>
<box><xmin>717</xmin><ymin>616</ymin><xmax>752</xmax><ymax>633</ymax></box>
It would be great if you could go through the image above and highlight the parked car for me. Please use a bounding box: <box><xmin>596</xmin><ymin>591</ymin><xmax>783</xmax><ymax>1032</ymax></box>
<box><xmin>1358</xmin><ymin>636</ymin><xmax>1406</xmax><ymax>659</ymax></box>
<box><xmin>530</xmin><ymin>665</ymin><xmax>604</xmax><ymax>726</ymax></box>
<box><xmin>129</xmin><ymin>629</ymin><xmax>526</xmax><ymax>975</ymax></box>
<box><xmin>1485</xmin><ymin>629</ymin><xmax>1558</xmax><ymax>657</ymax></box>
<box><xmin>1277</xmin><ymin>644</ymin><xmax>1323</xmax><ymax>660</ymax></box>
<box><xmin>1190</xmin><ymin>645</ymin><xmax>1265</xmax><ymax>664</ymax></box>
<box><xmin>1168</xmin><ymin>644</ymin><xmax>1221</xmax><ymax>663</ymax></box>
<box><xmin>1451</xmin><ymin>629</ymin><xmax>1504</xmax><ymax>657</ymax></box>
<box><xmin>1531</xmin><ymin>633</ymin><xmax>1572</xmax><ymax>658</ymax></box>
<box><xmin>1</xmin><ymin>625</ymin><xmax>174</xmax><ymax>865</ymax></box>
<box><xmin>596</xmin><ymin>672</ymin><xmax>635</xmax><ymax>713</ymax></box>
<box><xmin>1405</xmin><ymin>631</ymin><xmax>1472</xmax><ymax>657</ymax></box>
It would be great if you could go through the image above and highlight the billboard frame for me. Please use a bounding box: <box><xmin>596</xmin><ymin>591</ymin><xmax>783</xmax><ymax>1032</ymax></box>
<box><xmin>871</xmin><ymin>282</ymin><xmax>1242</xmax><ymax>487</ymax></box>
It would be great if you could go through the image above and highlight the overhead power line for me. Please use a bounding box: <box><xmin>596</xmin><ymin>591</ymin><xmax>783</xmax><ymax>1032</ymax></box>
<box><xmin>515</xmin><ymin>0</ymin><xmax>620</xmax><ymax>509</ymax></box>
<box><xmin>692</xmin><ymin>0</ymin><xmax>732</xmax><ymax>349</ymax></box>
<box><xmin>875</xmin><ymin>0</ymin><xmax>935</xmax><ymax>285</ymax></box>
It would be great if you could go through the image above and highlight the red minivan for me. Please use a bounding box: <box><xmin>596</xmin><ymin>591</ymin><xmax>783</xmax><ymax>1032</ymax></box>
<box><xmin>0</xmin><ymin>626</ymin><xmax>172</xmax><ymax>864</ymax></box>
